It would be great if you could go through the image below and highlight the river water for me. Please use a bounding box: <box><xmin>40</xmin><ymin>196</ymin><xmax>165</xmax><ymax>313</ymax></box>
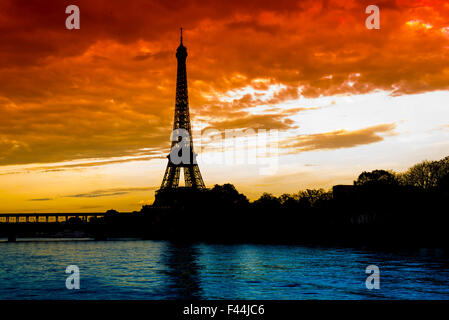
<box><xmin>0</xmin><ymin>239</ymin><xmax>448</xmax><ymax>299</ymax></box>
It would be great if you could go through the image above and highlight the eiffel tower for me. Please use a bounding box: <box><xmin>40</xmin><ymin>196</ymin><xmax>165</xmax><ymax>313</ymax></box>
<box><xmin>159</xmin><ymin>28</ymin><xmax>205</xmax><ymax>190</ymax></box>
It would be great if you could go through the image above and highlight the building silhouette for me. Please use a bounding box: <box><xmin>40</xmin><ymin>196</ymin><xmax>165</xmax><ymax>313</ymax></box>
<box><xmin>159</xmin><ymin>28</ymin><xmax>205</xmax><ymax>190</ymax></box>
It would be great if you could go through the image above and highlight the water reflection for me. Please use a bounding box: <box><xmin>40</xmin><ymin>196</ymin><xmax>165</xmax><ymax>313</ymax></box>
<box><xmin>162</xmin><ymin>242</ymin><xmax>203</xmax><ymax>299</ymax></box>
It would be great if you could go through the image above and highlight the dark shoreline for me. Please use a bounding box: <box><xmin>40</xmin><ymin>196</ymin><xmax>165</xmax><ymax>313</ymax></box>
<box><xmin>1</xmin><ymin>223</ymin><xmax>448</xmax><ymax>251</ymax></box>
<box><xmin>2</xmin><ymin>168</ymin><xmax>448</xmax><ymax>249</ymax></box>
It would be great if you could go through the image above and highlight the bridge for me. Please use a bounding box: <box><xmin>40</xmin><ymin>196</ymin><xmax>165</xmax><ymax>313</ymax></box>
<box><xmin>0</xmin><ymin>213</ymin><xmax>106</xmax><ymax>223</ymax></box>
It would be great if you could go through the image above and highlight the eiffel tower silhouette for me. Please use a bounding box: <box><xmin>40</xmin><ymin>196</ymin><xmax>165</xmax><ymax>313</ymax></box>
<box><xmin>159</xmin><ymin>28</ymin><xmax>205</xmax><ymax>190</ymax></box>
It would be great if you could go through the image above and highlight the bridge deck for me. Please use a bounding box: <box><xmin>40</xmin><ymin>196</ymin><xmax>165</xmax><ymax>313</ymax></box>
<box><xmin>0</xmin><ymin>213</ymin><xmax>106</xmax><ymax>223</ymax></box>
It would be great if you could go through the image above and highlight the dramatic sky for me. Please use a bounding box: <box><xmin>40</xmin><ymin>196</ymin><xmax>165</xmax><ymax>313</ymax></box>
<box><xmin>1</xmin><ymin>0</ymin><xmax>448</xmax><ymax>212</ymax></box>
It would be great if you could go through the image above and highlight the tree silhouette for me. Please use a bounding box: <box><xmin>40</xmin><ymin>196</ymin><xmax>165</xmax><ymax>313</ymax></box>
<box><xmin>210</xmin><ymin>183</ymin><xmax>249</xmax><ymax>208</ymax></box>
<box><xmin>252</xmin><ymin>193</ymin><xmax>282</xmax><ymax>211</ymax></box>
<box><xmin>438</xmin><ymin>173</ymin><xmax>449</xmax><ymax>191</ymax></box>
<box><xmin>354</xmin><ymin>170</ymin><xmax>398</xmax><ymax>186</ymax></box>
<box><xmin>400</xmin><ymin>157</ymin><xmax>449</xmax><ymax>190</ymax></box>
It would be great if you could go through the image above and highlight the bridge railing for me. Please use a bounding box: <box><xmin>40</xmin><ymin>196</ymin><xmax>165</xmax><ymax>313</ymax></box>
<box><xmin>0</xmin><ymin>214</ymin><xmax>105</xmax><ymax>223</ymax></box>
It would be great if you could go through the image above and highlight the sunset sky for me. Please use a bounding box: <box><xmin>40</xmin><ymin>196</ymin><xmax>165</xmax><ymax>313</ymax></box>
<box><xmin>1</xmin><ymin>0</ymin><xmax>448</xmax><ymax>213</ymax></box>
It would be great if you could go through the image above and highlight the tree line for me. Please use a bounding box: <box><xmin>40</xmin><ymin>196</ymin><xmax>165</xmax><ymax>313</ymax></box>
<box><xmin>200</xmin><ymin>155</ymin><xmax>449</xmax><ymax>212</ymax></box>
<box><xmin>5</xmin><ymin>155</ymin><xmax>447</xmax><ymax>246</ymax></box>
<box><xmin>127</xmin><ymin>155</ymin><xmax>447</xmax><ymax>246</ymax></box>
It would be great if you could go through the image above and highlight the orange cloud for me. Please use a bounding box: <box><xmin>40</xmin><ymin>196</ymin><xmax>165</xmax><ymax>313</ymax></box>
<box><xmin>65</xmin><ymin>186</ymin><xmax>157</xmax><ymax>198</ymax></box>
<box><xmin>205</xmin><ymin>113</ymin><xmax>296</xmax><ymax>130</ymax></box>
<box><xmin>0</xmin><ymin>0</ymin><xmax>447</xmax><ymax>167</ymax></box>
<box><xmin>283</xmin><ymin>123</ymin><xmax>397</xmax><ymax>152</ymax></box>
